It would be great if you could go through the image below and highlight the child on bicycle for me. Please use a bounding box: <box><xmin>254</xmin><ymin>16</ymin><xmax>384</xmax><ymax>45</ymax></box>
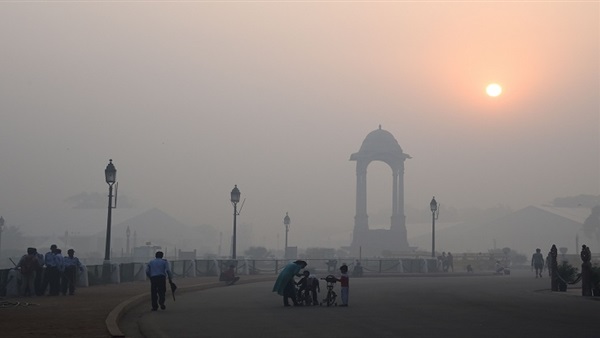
<box><xmin>296</xmin><ymin>270</ymin><xmax>311</xmax><ymax>304</ymax></box>
<box><xmin>336</xmin><ymin>264</ymin><xmax>349</xmax><ymax>307</ymax></box>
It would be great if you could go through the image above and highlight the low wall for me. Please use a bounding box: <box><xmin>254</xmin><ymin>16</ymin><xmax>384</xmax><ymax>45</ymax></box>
<box><xmin>0</xmin><ymin>257</ymin><xmax>437</xmax><ymax>297</ymax></box>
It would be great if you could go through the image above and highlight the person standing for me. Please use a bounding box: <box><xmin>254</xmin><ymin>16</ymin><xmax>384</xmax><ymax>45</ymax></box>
<box><xmin>34</xmin><ymin>248</ymin><xmax>45</xmax><ymax>296</ymax></box>
<box><xmin>531</xmin><ymin>248</ymin><xmax>545</xmax><ymax>278</ymax></box>
<box><xmin>307</xmin><ymin>272</ymin><xmax>320</xmax><ymax>306</ymax></box>
<box><xmin>146</xmin><ymin>251</ymin><xmax>173</xmax><ymax>311</ymax></box>
<box><xmin>17</xmin><ymin>248</ymin><xmax>40</xmax><ymax>297</ymax></box>
<box><xmin>62</xmin><ymin>249</ymin><xmax>82</xmax><ymax>295</ymax></box>
<box><xmin>447</xmin><ymin>252</ymin><xmax>454</xmax><ymax>272</ymax></box>
<box><xmin>441</xmin><ymin>252</ymin><xmax>448</xmax><ymax>272</ymax></box>
<box><xmin>336</xmin><ymin>264</ymin><xmax>350</xmax><ymax>307</ymax></box>
<box><xmin>42</xmin><ymin>244</ymin><xmax>60</xmax><ymax>296</ymax></box>
<box><xmin>54</xmin><ymin>248</ymin><xmax>65</xmax><ymax>294</ymax></box>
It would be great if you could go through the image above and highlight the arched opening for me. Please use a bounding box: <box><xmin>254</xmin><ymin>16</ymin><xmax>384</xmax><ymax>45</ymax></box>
<box><xmin>366</xmin><ymin>160</ymin><xmax>394</xmax><ymax>230</ymax></box>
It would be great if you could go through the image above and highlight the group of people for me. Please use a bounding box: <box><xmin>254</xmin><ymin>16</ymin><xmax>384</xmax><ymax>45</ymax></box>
<box><xmin>438</xmin><ymin>252</ymin><xmax>454</xmax><ymax>272</ymax></box>
<box><xmin>15</xmin><ymin>244</ymin><xmax>83</xmax><ymax>297</ymax></box>
<box><xmin>272</xmin><ymin>260</ymin><xmax>350</xmax><ymax>307</ymax></box>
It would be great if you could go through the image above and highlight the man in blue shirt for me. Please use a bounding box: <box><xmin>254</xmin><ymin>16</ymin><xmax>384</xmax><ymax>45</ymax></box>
<box><xmin>62</xmin><ymin>249</ymin><xmax>83</xmax><ymax>295</ymax></box>
<box><xmin>42</xmin><ymin>244</ymin><xmax>61</xmax><ymax>296</ymax></box>
<box><xmin>146</xmin><ymin>251</ymin><xmax>173</xmax><ymax>311</ymax></box>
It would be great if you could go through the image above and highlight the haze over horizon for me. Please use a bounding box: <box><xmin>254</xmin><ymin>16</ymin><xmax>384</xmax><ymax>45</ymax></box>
<box><xmin>0</xmin><ymin>2</ymin><xmax>598</xmax><ymax>251</ymax></box>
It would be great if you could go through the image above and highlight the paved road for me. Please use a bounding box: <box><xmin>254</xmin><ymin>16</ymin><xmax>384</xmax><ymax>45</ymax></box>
<box><xmin>122</xmin><ymin>270</ymin><xmax>600</xmax><ymax>338</ymax></box>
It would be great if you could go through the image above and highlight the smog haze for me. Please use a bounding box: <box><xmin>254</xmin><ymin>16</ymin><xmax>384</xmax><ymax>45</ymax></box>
<box><xmin>0</xmin><ymin>2</ymin><xmax>598</xmax><ymax>255</ymax></box>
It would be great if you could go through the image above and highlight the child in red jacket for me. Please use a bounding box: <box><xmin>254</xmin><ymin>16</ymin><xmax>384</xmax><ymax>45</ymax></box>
<box><xmin>336</xmin><ymin>264</ymin><xmax>349</xmax><ymax>307</ymax></box>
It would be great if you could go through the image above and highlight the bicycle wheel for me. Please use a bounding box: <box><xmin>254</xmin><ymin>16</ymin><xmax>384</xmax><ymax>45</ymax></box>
<box><xmin>326</xmin><ymin>291</ymin><xmax>334</xmax><ymax>307</ymax></box>
<box><xmin>305</xmin><ymin>292</ymin><xmax>312</xmax><ymax>306</ymax></box>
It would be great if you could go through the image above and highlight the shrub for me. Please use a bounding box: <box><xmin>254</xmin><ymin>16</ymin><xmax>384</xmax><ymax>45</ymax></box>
<box><xmin>557</xmin><ymin>261</ymin><xmax>578</xmax><ymax>291</ymax></box>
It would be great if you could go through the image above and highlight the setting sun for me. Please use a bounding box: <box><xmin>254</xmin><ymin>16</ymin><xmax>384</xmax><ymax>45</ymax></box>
<box><xmin>486</xmin><ymin>83</ymin><xmax>503</xmax><ymax>97</ymax></box>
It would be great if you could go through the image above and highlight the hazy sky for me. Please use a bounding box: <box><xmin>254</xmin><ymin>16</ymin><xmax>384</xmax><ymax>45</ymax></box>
<box><xmin>0</xmin><ymin>2</ymin><xmax>598</xmax><ymax>250</ymax></box>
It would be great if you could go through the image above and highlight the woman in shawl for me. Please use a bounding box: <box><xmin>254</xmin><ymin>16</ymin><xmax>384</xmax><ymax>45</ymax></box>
<box><xmin>272</xmin><ymin>260</ymin><xmax>307</xmax><ymax>306</ymax></box>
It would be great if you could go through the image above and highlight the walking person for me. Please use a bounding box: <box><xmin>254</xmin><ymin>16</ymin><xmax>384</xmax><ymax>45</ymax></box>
<box><xmin>531</xmin><ymin>248</ymin><xmax>545</xmax><ymax>278</ymax></box>
<box><xmin>62</xmin><ymin>249</ymin><xmax>82</xmax><ymax>295</ymax></box>
<box><xmin>146</xmin><ymin>251</ymin><xmax>173</xmax><ymax>311</ymax></box>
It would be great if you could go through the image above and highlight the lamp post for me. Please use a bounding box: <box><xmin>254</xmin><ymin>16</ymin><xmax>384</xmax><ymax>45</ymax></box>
<box><xmin>126</xmin><ymin>226</ymin><xmax>131</xmax><ymax>257</ymax></box>
<box><xmin>0</xmin><ymin>216</ymin><xmax>4</xmax><ymax>258</ymax></box>
<box><xmin>430</xmin><ymin>196</ymin><xmax>439</xmax><ymax>258</ymax></box>
<box><xmin>284</xmin><ymin>212</ymin><xmax>290</xmax><ymax>258</ymax></box>
<box><xmin>102</xmin><ymin>159</ymin><xmax>117</xmax><ymax>282</ymax></box>
<box><xmin>133</xmin><ymin>230</ymin><xmax>137</xmax><ymax>251</ymax></box>
<box><xmin>230</xmin><ymin>185</ymin><xmax>241</xmax><ymax>260</ymax></box>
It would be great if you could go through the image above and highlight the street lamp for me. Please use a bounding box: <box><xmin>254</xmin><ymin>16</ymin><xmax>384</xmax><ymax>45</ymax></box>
<box><xmin>230</xmin><ymin>185</ymin><xmax>241</xmax><ymax>260</ymax></box>
<box><xmin>283</xmin><ymin>212</ymin><xmax>290</xmax><ymax>258</ymax></box>
<box><xmin>133</xmin><ymin>230</ymin><xmax>137</xmax><ymax>251</ymax></box>
<box><xmin>102</xmin><ymin>159</ymin><xmax>117</xmax><ymax>282</ymax></box>
<box><xmin>430</xmin><ymin>196</ymin><xmax>440</xmax><ymax>258</ymax></box>
<box><xmin>126</xmin><ymin>226</ymin><xmax>131</xmax><ymax>257</ymax></box>
<box><xmin>0</xmin><ymin>216</ymin><xmax>4</xmax><ymax>258</ymax></box>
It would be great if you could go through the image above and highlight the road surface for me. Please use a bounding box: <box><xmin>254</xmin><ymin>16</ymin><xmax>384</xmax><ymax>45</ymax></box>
<box><xmin>121</xmin><ymin>270</ymin><xmax>600</xmax><ymax>338</ymax></box>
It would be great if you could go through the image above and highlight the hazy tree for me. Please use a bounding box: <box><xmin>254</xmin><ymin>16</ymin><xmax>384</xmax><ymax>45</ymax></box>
<box><xmin>459</xmin><ymin>205</ymin><xmax>513</xmax><ymax>224</ymax></box>
<box><xmin>553</xmin><ymin>195</ymin><xmax>600</xmax><ymax>208</ymax></box>
<box><xmin>64</xmin><ymin>191</ymin><xmax>134</xmax><ymax>209</ymax></box>
<box><xmin>1</xmin><ymin>226</ymin><xmax>25</xmax><ymax>251</ymax></box>
<box><xmin>244</xmin><ymin>246</ymin><xmax>269</xmax><ymax>259</ymax></box>
<box><xmin>405</xmin><ymin>204</ymin><xmax>460</xmax><ymax>223</ymax></box>
<box><xmin>304</xmin><ymin>247</ymin><xmax>336</xmax><ymax>258</ymax></box>
<box><xmin>582</xmin><ymin>205</ymin><xmax>600</xmax><ymax>244</ymax></box>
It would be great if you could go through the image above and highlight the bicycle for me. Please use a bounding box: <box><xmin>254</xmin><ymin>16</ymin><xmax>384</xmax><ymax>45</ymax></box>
<box><xmin>320</xmin><ymin>275</ymin><xmax>337</xmax><ymax>307</ymax></box>
<box><xmin>297</xmin><ymin>288</ymin><xmax>312</xmax><ymax>306</ymax></box>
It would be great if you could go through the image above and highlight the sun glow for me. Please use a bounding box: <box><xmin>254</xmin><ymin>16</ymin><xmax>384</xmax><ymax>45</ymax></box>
<box><xmin>486</xmin><ymin>83</ymin><xmax>503</xmax><ymax>97</ymax></box>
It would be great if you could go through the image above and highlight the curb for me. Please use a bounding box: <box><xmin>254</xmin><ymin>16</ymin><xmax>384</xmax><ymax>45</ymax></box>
<box><xmin>106</xmin><ymin>276</ymin><xmax>276</xmax><ymax>338</ymax></box>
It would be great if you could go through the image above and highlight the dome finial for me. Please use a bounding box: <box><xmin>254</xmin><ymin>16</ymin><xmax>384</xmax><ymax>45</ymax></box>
<box><xmin>379</xmin><ymin>124</ymin><xmax>382</xmax><ymax>130</ymax></box>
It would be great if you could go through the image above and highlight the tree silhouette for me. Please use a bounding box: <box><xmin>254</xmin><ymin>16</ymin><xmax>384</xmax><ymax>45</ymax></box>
<box><xmin>1</xmin><ymin>226</ymin><xmax>25</xmax><ymax>251</ymax></box>
<box><xmin>244</xmin><ymin>246</ymin><xmax>269</xmax><ymax>259</ymax></box>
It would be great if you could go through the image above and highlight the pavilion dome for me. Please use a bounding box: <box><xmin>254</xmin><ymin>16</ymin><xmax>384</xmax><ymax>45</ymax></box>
<box><xmin>350</xmin><ymin>125</ymin><xmax>410</xmax><ymax>161</ymax></box>
<box><xmin>359</xmin><ymin>127</ymin><xmax>403</xmax><ymax>153</ymax></box>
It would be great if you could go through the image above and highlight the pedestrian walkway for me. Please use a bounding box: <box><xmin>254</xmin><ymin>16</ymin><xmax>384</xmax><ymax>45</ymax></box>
<box><xmin>1</xmin><ymin>275</ymin><xmax>274</xmax><ymax>338</ymax></box>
